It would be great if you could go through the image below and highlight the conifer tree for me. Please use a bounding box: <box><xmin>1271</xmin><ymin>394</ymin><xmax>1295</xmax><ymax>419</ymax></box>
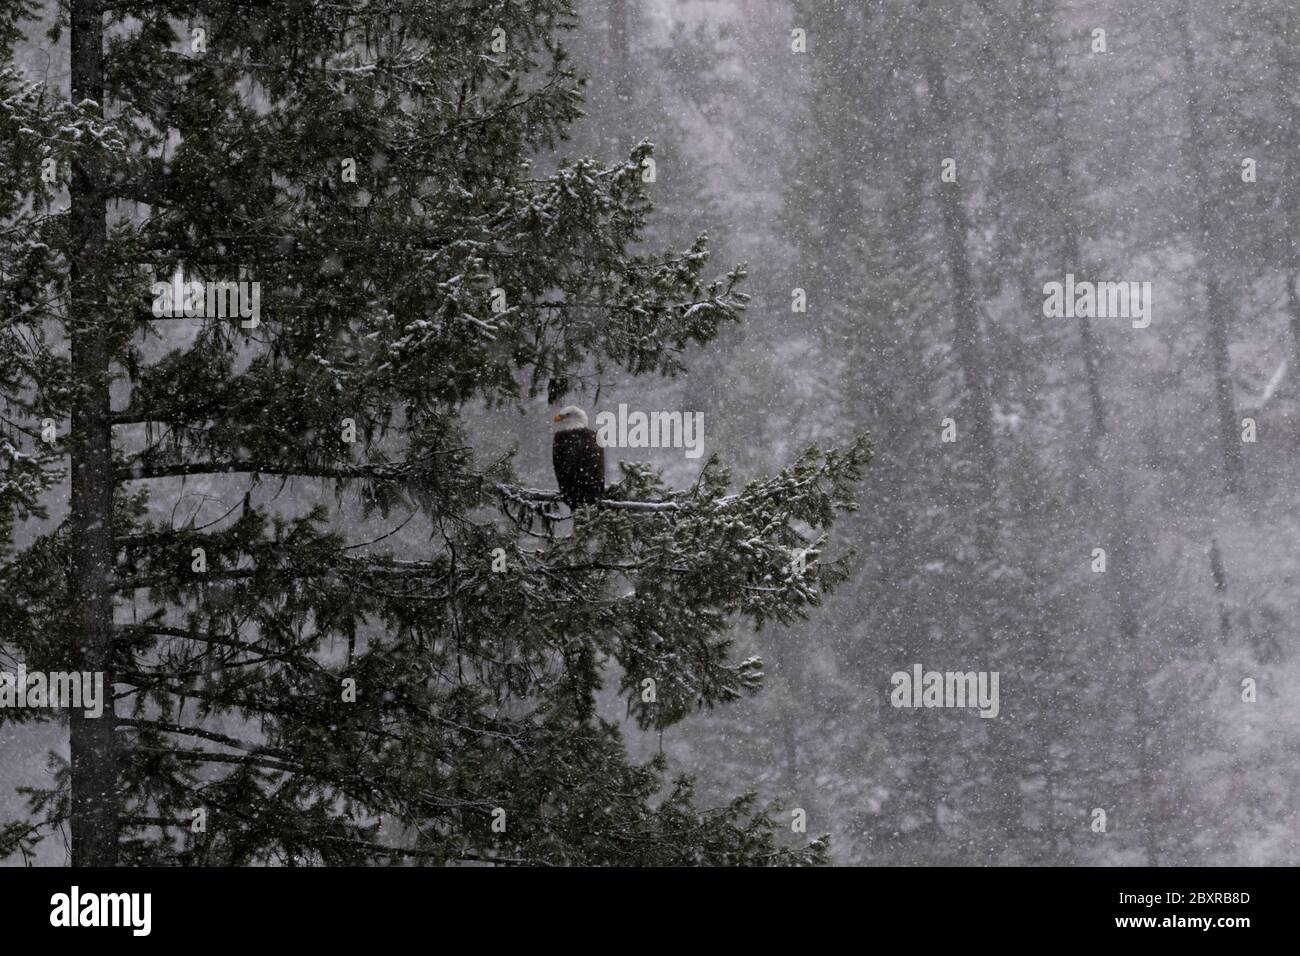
<box><xmin>0</xmin><ymin>0</ymin><xmax>866</xmax><ymax>865</ymax></box>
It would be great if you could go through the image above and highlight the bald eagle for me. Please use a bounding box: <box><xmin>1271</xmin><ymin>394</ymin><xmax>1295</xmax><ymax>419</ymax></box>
<box><xmin>553</xmin><ymin>405</ymin><xmax>605</xmax><ymax>507</ymax></box>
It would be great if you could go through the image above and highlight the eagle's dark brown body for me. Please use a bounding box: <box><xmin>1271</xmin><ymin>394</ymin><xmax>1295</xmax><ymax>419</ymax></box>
<box><xmin>553</xmin><ymin>428</ymin><xmax>605</xmax><ymax>507</ymax></box>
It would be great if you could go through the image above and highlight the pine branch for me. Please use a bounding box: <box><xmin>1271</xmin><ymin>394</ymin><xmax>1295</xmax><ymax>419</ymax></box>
<box><xmin>117</xmin><ymin>623</ymin><xmax>246</xmax><ymax>650</ymax></box>
<box><xmin>113</xmin><ymin>459</ymin><xmax>410</xmax><ymax>484</ymax></box>
<box><xmin>117</xmin><ymin>718</ymin><xmax>286</xmax><ymax>759</ymax></box>
<box><xmin>495</xmin><ymin>483</ymin><xmax>681</xmax><ymax>513</ymax></box>
<box><xmin>128</xmin><ymin>746</ymin><xmax>301</xmax><ymax>776</ymax></box>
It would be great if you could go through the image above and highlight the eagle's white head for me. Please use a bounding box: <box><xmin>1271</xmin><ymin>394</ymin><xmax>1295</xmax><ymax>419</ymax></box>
<box><xmin>553</xmin><ymin>405</ymin><xmax>589</xmax><ymax>431</ymax></box>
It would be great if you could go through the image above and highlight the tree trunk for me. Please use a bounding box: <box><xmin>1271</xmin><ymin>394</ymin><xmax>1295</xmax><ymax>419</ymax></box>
<box><xmin>608</xmin><ymin>0</ymin><xmax>631</xmax><ymax>101</ymax></box>
<box><xmin>922</xmin><ymin>51</ymin><xmax>997</xmax><ymax>553</ymax></box>
<box><xmin>1110</xmin><ymin>487</ymin><xmax>1157</xmax><ymax>864</ymax></box>
<box><xmin>68</xmin><ymin>0</ymin><xmax>118</xmax><ymax>867</ymax></box>
<box><xmin>1272</xmin><ymin>8</ymin><xmax>1300</xmax><ymax>390</ymax></box>
<box><xmin>1041</xmin><ymin>7</ymin><xmax>1106</xmax><ymax>442</ymax></box>
<box><xmin>1178</xmin><ymin>0</ymin><xmax>1242</xmax><ymax>493</ymax></box>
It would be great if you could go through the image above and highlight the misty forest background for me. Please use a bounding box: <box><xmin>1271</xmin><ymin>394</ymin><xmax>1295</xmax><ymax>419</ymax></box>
<box><xmin>3</xmin><ymin>0</ymin><xmax>1300</xmax><ymax>866</ymax></box>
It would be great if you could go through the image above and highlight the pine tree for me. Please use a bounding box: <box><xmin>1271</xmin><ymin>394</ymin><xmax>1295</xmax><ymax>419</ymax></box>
<box><xmin>0</xmin><ymin>0</ymin><xmax>866</xmax><ymax>865</ymax></box>
<box><xmin>747</xmin><ymin>0</ymin><xmax>1119</xmax><ymax>865</ymax></box>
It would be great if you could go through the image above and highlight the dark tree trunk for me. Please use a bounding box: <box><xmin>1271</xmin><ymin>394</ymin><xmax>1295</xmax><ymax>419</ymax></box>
<box><xmin>1178</xmin><ymin>0</ymin><xmax>1242</xmax><ymax>493</ymax></box>
<box><xmin>923</xmin><ymin>51</ymin><xmax>997</xmax><ymax>554</ymax></box>
<box><xmin>1209</xmin><ymin>538</ymin><xmax>1231</xmax><ymax>644</ymax></box>
<box><xmin>67</xmin><ymin>0</ymin><xmax>118</xmax><ymax>867</ymax></box>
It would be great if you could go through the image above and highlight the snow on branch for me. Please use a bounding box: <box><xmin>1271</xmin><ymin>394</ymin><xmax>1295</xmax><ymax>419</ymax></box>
<box><xmin>493</xmin><ymin>483</ymin><xmax>680</xmax><ymax>513</ymax></box>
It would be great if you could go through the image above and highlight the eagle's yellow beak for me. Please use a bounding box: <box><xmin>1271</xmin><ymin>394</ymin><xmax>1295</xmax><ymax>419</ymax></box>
<box><xmin>553</xmin><ymin>413</ymin><xmax>563</xmax><ymax>421</ymax></box>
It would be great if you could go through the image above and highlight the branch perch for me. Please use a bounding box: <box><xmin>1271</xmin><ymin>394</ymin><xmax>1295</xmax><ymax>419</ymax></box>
<box><xmin>494</xmin><ymin>483</ymin><xmax>680</xmax><ymax>513</ymax></box>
